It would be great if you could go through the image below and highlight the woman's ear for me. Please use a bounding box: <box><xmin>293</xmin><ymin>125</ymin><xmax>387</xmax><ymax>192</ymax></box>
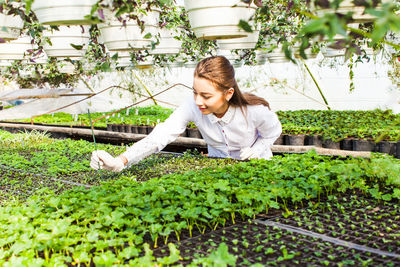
<box><xmin>225</xmin><ymin>88</ymin><xmax>234</xmax><ymax>101</ymax></box>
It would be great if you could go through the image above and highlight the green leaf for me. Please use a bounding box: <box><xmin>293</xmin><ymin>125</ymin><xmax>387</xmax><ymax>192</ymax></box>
<box><xmin>238</xmin><ymin>20</ymin><xmax>253</xmax><ymax>33</ymax></box>
<box><xmin>111</xmin><ymin>53</ymin><xmax>119</xmax><ymax>61</ymax></box>
<box><xmin>70</xmin><ymin>43</ymin><xmax>83</xmax><ymax>50</ymax></box>
<box><xmin>144</xmin><ymin>33</ymin><xmax>152</xmax><ymax>39</ymax></box>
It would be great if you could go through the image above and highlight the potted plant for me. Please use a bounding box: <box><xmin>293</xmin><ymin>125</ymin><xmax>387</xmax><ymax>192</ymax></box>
<box><xmin>216</xmin><ymin>49</ymin><xmax>243</xmax><ymax>68</ymax></box>
<box><xmin>31</xmin><ymin>0</ymin><xmax>99</xmax><ymax>25</ymax></box>
<box><xmin>320</xmin><ymin>23</ymin><xmax>360</xmax><ymax>58</ymax></box>
<box><xmin>314</xmin><ymin>0</ymin><xmax>392</xmax><ymax>23</ymax></box>
<box><xmin>0</xmin><ymin>35</ymin><xmax>33</xmax><ymax>60</ymax></box>
<box><xmin>183</xmin><ymin>0</ymin><xmax>258</xmax><ymax>40</ymax></box>
<box><xmin>0</xmin><ymin>2</ymin><xmax>24</xmax><ymax>41</ymax></box>
<box><xmin>216</xmin><ymin>28</ymin><xmax>260</xmax><ymax>50</ymax></box>
<box><xmin>266</xmin><ymin>43</ymin><xmax>291</xmax><ymax>63</ymax></box>
<box><xmin>150</xmin><ymin>27</ymin><xmax>183</xmax><ymax>55</ymax></box>
<box><xmin>42</xmin><ymin>25</ymin><xmax>90</xmax><ymax>59</ymax></box>
<box><xmin>96</xmin><ymin>1</ymin><xmax>175</xmax><ymax>51</ymax></box>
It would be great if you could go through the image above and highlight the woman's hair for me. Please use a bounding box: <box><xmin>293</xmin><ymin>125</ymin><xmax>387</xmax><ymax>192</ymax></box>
<box><xmin>194</xmin><ymin>56</ymin><xmax>270</xmax><ymax>110</ymax></box>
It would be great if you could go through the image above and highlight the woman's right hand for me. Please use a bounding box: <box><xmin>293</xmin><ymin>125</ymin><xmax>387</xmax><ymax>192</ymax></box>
<box><xmin>90</xmin><ymin>150</ymin><xmax>125</xmax><ymax>172</ymax></box>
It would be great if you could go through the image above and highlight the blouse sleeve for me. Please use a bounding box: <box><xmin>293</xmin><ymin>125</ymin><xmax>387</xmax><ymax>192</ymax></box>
<box><xmin>252</xmin><ymin>105</ymin><xmax>282</xmax><ymax>146</ymax></box>
<box><xmin>121</xmin><ymin>99</ymin><xmax>194</xmax><ymax>167</ymax></box>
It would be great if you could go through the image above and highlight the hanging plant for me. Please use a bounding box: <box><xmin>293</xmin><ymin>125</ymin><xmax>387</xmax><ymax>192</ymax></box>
<box><xmin>0</xmin><ymin>0</ymin><xmax>26</xmax><ymax>42</ymax></box>
<box><xmin>183</xmin><ymin>0</ymin><xmax>259</xmax><ymax>40</ymax></box>
<box><xmin>0</xmin><ymin>58</ymin><xmax>82</xmax><ymax>88</ymax></box>
<box><xmin>42</xmin><ymin>25</ymin><xmax>90</xmax><ymax>59</ymax></box>
<box><xmin>30</xmin><ymin>0</ymin><xmax>100</xmax><ymax>25</ymax></box>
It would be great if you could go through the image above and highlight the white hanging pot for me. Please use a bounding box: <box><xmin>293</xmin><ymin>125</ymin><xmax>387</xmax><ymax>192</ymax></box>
<box><xmin>163</xmin><ymin>54</ymin><xmax>185</xmax><ymax>68</ymax></box>
<box><xmin>321</xmin><ymin>23</ymin><xmax>359</xmax><ymax>58</ymax></box>
<box><xmin>58</xmin><ymin>61</ymin><xmax>76</xmax><ymax>74</ymax></box>
<box><xmin>184</xmin><ymin>0</ymin><xmax>257</xmax><ymax>40</ymax></box>
<box><xmin>321</xmin><ymin>46</ymin><xmax>346</xmax><ymax>58</ymax></box>
<box><xmin>216</xmin><ymin>49</ymin><xmax>243</xmax><ymax>68</ymax></box>
<box><xmin>217</xmin><ymin>30</ymin><xmax>259</xmax><ymax>50</ymax></box>
<box><xmin>255</xmin><ymin>49</ymin><xmax>268</xmax><ymax>65</ymax></box>
<box><xmin>265</xmin><ymin>44</ymin><xmax>291</xmax><ymax>63</ymax></box>
<box><xmin>0</xmin><ymin>13</ymin><xmax>24</xmax><ymax>41</ymax></box>
<box><xmin>115</xmin><ymin>51</ymin><xmax>133</xmax><ymax>68</ymax></box>
<box><xmin>31</xmin><ymin>0</ymin><xmax>98</xmax><ymax>25</ymax></box>
<box><xmin>0</xmin><ymin>36</ymin><xmax>34</xmax><ymax>60</ymax></box>
<box><xmin>115</xmin><ymin>52</ymin><xmax>154</xmax><ymax>69</ymax></box>
<box><xmin>99</xmin><ymin>9</ymin><xmax>160</xmax><ymax>51</ymax></box>
<box><xmin>293</xmin><ymin>45</ymin><xmax>319</xmax><ymax>60</ymax></box>
<box><xmin>42</xmin><ymin>26</ymin><xmax>90</xmax><ymax>59</ymax></box>
<box><xmin>183</xmin><ymin>60</ymin><xmax>199</xmax><ymax>68</ymax></box>
<box><xmin>150</xmin><ymin>28</ymin><xmax>182</xmax><ymax>55</ymax></box>
<box><xmin>134</xmin><ymin>56</ymin><xmax>154</xmax><ymax>70</ymax></box>
<box><xmin>0</xmin><ymin>60</ymin><xmax>13</xmax><ymax>67</ymax></box>
<box><xmin>315</xmin><ymin>0</ymin><xmax>391</xmax><ymax>23</ymax></box>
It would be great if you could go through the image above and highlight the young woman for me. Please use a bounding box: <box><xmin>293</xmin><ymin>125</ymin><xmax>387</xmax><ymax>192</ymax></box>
<box><xmin>90</xmin><ymin>56</ymin><xmax>282</xmax><ymax>172</ymax></box>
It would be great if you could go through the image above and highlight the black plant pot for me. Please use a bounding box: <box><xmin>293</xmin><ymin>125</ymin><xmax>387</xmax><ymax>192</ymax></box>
<box><xmin>284</xmin><ymin>134</ymin><xmax>305</xmax><ymax>146</ymax></box>
<box><xmin>124</xmin><ymin>125</ymin><xmax>131</xmax><ymax>133</ymax></box>
<box><xmin>147</xmin><ymin>126</ymin><xmax>154</xmax><ymax>134</ymax></box>
<box><xmin>396</xmin><ymin>142</ymin><xmax>400</xmax><ymax>159</ymax></box>
<box><xmin>376</xmin><ymin>141</ymin><xmax>395</xmax><ymax>154</ymax></box>
<box><xmin>180</xmin><ymin>129</ymin><xmax>188</xmax><ymax>137</ymax></box>
<box><xmin>187</xmin><ymin>128</ymin><xmax>203</xmax><ymax>139</ymax></box>
<box><xmin>138</xmin><ymin>126</ymin><xmax>148</xmax><ymax>135</ymax></box>
<box><xmin>352</xmin><ymin>139</ymin><xmax>375</xmax><ymax>152</ymax></box>
<box><xmin>322</xmin><ymin>139</ymin><xmax>340</xmax><ymax>149</ymax></box>
<box><xmin>308</xmin><ymin>135</ymin><xmax>323</xmax><ymax>147</ymax></box>
<box><xmin>106</xmin><ymin>124</ymin><xmax>113</xmax><ymax>132</ymax></box>
<box><xmin>341</xmin><ymin>139</ymin><xmax>353</xmax><ymax>151</ymax></box>
<box><xmin>111</xmin><ymin>124</ymin><xmax>120</xmax><ymax>132</ymax></box>
<box><xmin>304</xmin><ymin>135</ymin><xmax>313</xmax><ymax>146</ymax></box>
<box><xmin>130</xmin><ymin>125</ymin><xmax>139</xmax><ymax>134</ymax></box>
<box><xmin>273</xmin><ymin>134</ymin><xmax>284</xmax><ymax>145</ymax></box>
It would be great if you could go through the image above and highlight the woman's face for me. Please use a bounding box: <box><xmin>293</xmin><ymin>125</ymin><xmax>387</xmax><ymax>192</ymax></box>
<box><xmin>193</xmin><ymin>77</ymin><xmax>233</xmax><ymax>118</ymax></box>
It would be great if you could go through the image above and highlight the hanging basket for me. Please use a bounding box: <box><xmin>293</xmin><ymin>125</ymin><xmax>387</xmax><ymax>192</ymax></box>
<box><xmin>217</xmin><ymin>30</ymin><xmax>259</xmax><ymax>50</ymax></box>
<box><xmin>294</xmin><ymin>45</ymin><xmax>319</xmax><ymax>60</ymax></box>
<box><xmin>0</xmin><ymin>36</ymin><xmax>33</xmax><ymax>60</ymax></box>
<box><xmin>115</xmin><ymin>52</ymin><xmax>154</xmax><ymax>69</ymax></box>
<box><xmin>320</xmin><ymin>23</ymin><xmax>359</xmax><ymax>58</ymax></box>
<box><xmin>0</xmin><ymin>60</ymin><xmax>13</xmax><ymax>67</ymax></box>
<box><xmin>150</xmin><ymin>28</ymin><xmax>182</xmax><ymax>55</ymax></box>
<box><xmin>315</xmin><ymin>0</ymin><xmax>390</xmax><ymax>23</ymax></box>
<box><xmin>255</xmin><ymin>50</ymin><xmax>268</xmax><ymax>65</ymax></box>
<box><xmin>115</xmin><ymin>51</ymin><xmax>133</xmax><ymax>68</ymax></box>
<box><xmin>163</xmin><ymin>55</ymin><xmax>185</xmax><ymax>68</ymax></box>
<box><xmin>183</xmin><ymin>60</ymin><xmax>199</xmax><ymax>68</ymax></box>
<box><xmin>321</xmin><ymin>46</ymin><xmax>346</xmax><ymax>58</ymax></box>
<box><xmin>134</xmin><ymin>56</ymin><xmax>154</xmax><ymax>70</ymax></box>
<box><xmin>31</xmin><ymin>0</ymin><xmax>98</xmax><ymax>25</ymax></box>
<box><xmin>266</xmin><ymin>44</ymin><xmax>291</xmax><ymax>63</ymax></box>
<box><xmin>58</xmin><ymin>61</ymin><xmax>77</xmax><ymax>74</ymax></box>
<box><xmin>0</xmin><ymin>13</ymin><xmax>24</xmax><ymax>41</ymax></box>
<box><xmin>184</xmin><ymin>0</ymin><xmax>257</xmax><ymax>40</ymax></box>
<box><xmin>42</xmin><ymin>26</ymin><xmax>90</xmax><ymax>59</ymax></box>
<box><xmin>217</xmin><ymin>49</ymin><xmax>243</xmax><ymax>68</ymax></box>
<box><xmin>99</xmin><ymin>9</ymin><xmax>160</xmax><ymax>51</ymax></box>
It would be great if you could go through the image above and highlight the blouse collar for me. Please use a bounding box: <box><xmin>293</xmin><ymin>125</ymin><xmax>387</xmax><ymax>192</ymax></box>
<box><xmin>207</xmin><ymin>105</ymin><xmax>236</xmax><ymax>125</ymax></box>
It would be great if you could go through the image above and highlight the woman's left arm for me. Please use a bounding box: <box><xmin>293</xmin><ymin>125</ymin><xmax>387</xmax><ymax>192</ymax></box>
<box><xmin>240</xmin><ymin>106</ymin><xmax>282</xmax><ymax>160</ymax></box>
<box><xmin>253</xmin><ymin>105</ymin><xmax>282</xmax><ymax>145</ymax></box>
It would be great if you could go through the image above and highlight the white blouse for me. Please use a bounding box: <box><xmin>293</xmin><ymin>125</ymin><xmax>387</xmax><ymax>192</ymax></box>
<box><xmin>122</xmin><ymin>97</ymin><xmax>282</xmax><ymax>167</ymax></box>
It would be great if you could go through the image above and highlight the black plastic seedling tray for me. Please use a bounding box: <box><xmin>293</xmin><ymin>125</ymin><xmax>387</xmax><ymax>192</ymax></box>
<box><xmin>152</xmin><ymin>195</ymin><xmax>400</xmax><ymax>266</ymax></box>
